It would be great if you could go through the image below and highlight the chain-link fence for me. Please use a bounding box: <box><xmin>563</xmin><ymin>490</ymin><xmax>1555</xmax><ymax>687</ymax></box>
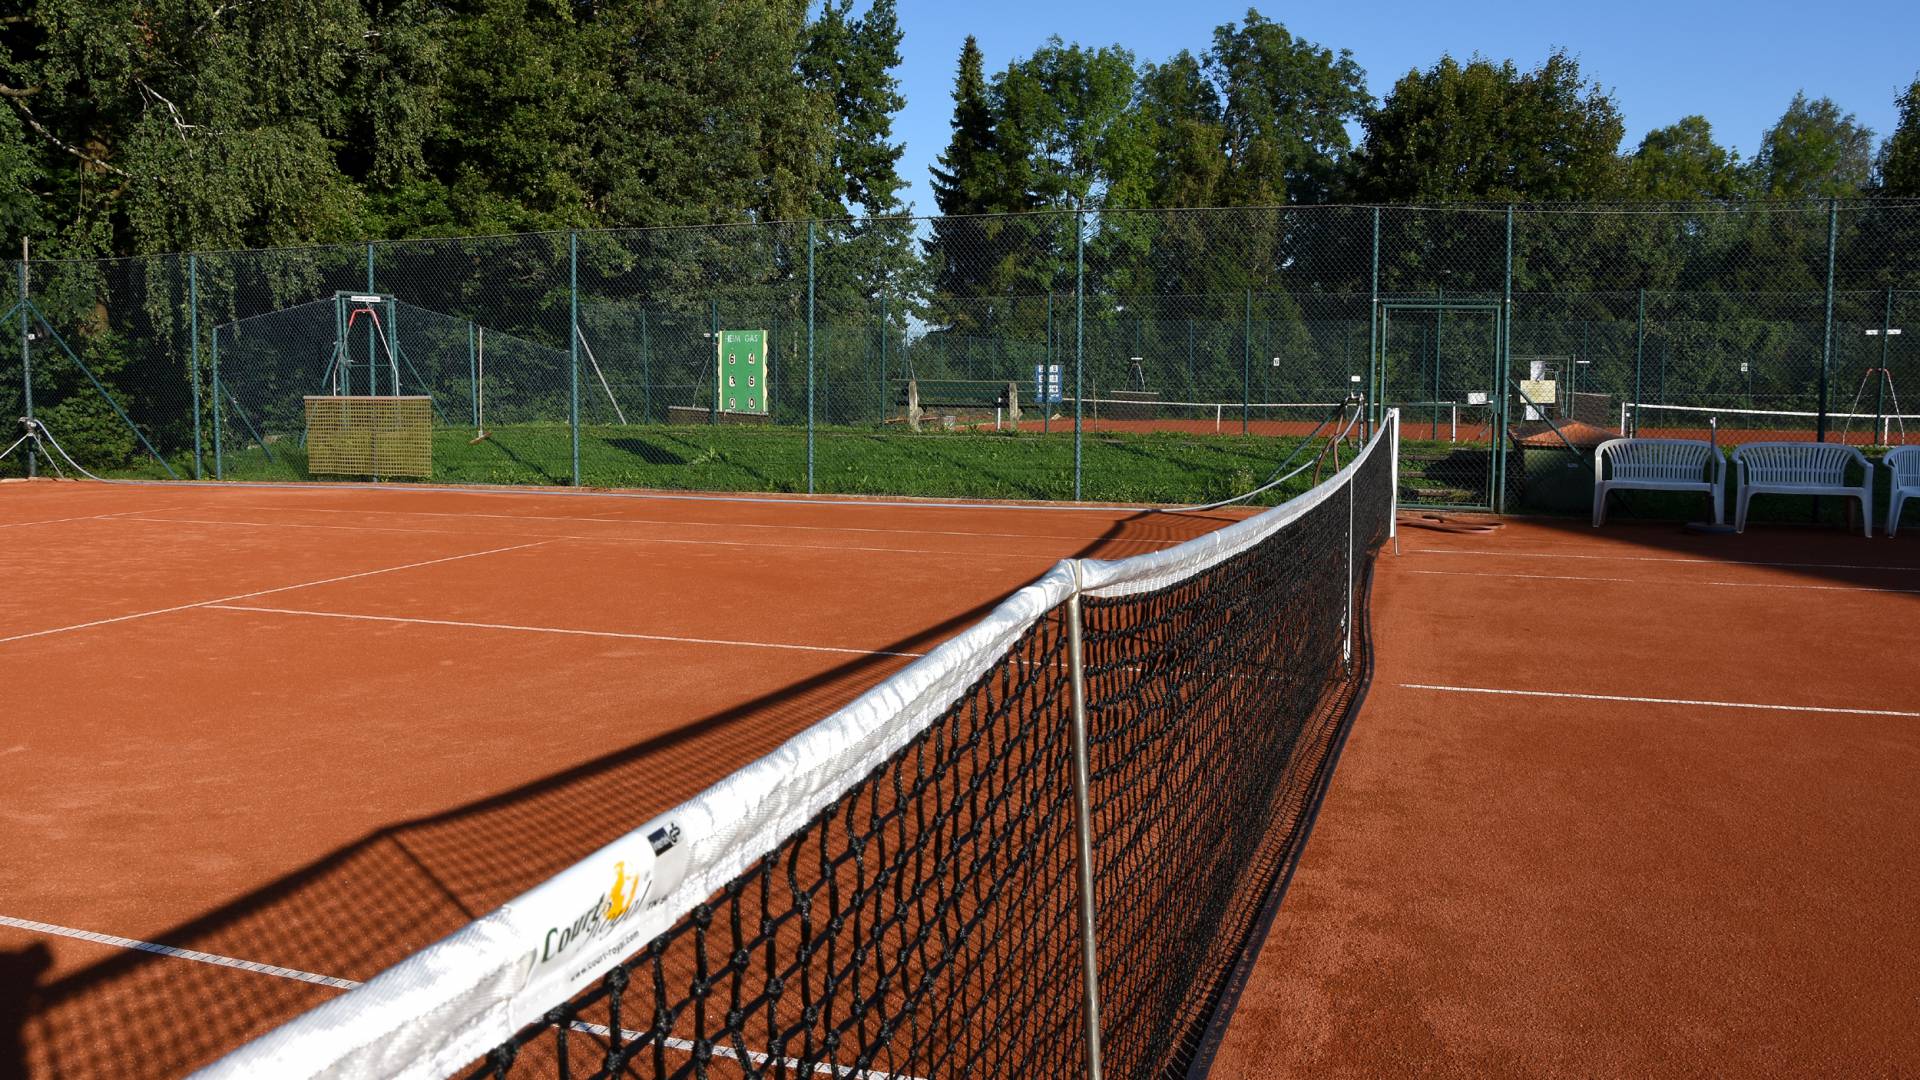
<box><xmin>2</xmin><ymin>200</ymin><xmax>1917</xmax><ymax>507</ymax></box>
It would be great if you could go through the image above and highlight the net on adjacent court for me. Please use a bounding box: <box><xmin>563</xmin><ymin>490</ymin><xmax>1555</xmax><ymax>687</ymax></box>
<box><xmin>197</xmin><ymin>414</ymin><xmax>1400</xmax><ymax>1080</ymax></box>
<box><xmin>1621</xmin><ymin>402</ymin><xmax>1919</xmax><ymax>446</ymax></box>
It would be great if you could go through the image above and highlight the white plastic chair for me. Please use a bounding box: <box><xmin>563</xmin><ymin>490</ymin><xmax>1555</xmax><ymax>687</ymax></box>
<box><xmin>1732</xmin><ymin>442</ymin><xmax>1874</xmax><ymax>536</ymax></box>
<box><xmin>1885</xmin><ymin>446</ymin><xmax>1920</xmax><ymax>537</ymax></box>
<box><xmin>1592</xmin><ymin>438</ymin><xmax>1725</xmax><ymax>527</ymax></box>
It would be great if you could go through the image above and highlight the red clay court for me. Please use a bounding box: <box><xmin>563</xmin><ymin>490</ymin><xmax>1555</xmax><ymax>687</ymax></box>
<box><xmin>4</xmin><ymin>467</ymin><xmax>1919</xmax><ymax>1077</ymax></box>
<box><xmin>0</xmin><ymin>480</ymin><xmax>1246</xmax><ymax>1078</ymax></box>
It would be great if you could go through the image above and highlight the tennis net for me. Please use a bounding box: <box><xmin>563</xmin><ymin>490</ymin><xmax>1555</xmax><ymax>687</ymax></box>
<box><xmin>1621</xmin><ymin>402</ymin><xmax>1920</xmax><ymax>445</ymax></box>
<box><xmin>197</xmin><ymin>413</ymin><xmax>1400</xmax><ymax>1080</ymax></box>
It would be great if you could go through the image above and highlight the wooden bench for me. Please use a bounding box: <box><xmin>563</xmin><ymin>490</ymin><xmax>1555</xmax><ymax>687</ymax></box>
<box><xmin>1732</xmin><ymin>442</ymin><xmax>1874</xmax><ymax>536</ymax></box>
<box><xmin>1885</xmin><ymin>446</ymin><xmax>1920</xmax><ymax>537</ymax></box>
<box><xmin>1592</xmin><ymin>438</ymin><xmax>1726</xmax><ymax>527</ymax></box>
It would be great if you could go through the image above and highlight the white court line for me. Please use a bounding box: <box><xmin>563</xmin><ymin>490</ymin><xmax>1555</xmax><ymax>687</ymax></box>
<box><xmin>0</xmin><ymin>507</ymin><xmax>183</xmax><ymax>531</ymax></box>
<box><xmin>207</xmin><ymin>502</ymin><xmax>1185</xmax><ymax>547</ymax></box>
<box><xmin>0</xmin><ymin>540</ymin><xmax>551</xmax><ymax>646</ymax></box>
<box><xmin>1410</xmin><ymin>547</ymin><xmax>1920</xmax><ymax>574</ymax></box>
<box><xmin>0</xmin><ymin>913</ymin><xmax>356</xmax><ymax>989</ymax></box>
<box><xmin>0</xmin><ymin>913</ymin><xmax>919</xmax><ymax>1078</ymax></box>
<box><xmin>1404</xmin><ymin>568</ymin><xmax>1920</xmax><ymax>595</ymax></box>
<box><xmin>209</xmin><ymin>604</ymin><xmax>929</xmax><ymax>659</ymax></box>
<box><xmin>113</xmin><ymin>515</ymin><xmax>1068</xmax><ymax>561</ymax></box>
<box><xmin>1400</xmin><ymin>683</ymin><xmax>1920</xmax><ymax>718</ymax></box>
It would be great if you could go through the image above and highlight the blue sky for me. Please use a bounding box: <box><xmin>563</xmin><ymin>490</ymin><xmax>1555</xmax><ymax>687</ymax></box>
<box><xmin>882</xmin><ymin>0</ymin><xmax>1920</xmax><ymax>211</ymax></box>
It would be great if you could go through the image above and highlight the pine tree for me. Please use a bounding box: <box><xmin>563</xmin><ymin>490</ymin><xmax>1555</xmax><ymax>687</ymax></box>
<box><xmin>924</xmin><ymin>37</ymin><xmax>1011</xmax><ymax>318</ymax></box>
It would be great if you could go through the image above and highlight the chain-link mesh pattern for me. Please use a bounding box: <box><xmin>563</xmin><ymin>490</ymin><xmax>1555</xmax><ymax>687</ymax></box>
<box><xmin>5</xmin><ymin>202</ymin><xmax>1918</xmax><ymax>500</ymax></box>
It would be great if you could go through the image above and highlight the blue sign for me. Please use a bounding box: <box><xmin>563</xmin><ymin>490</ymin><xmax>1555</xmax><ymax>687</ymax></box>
<box><xmin>1034</xmin><ymin>363</ymin><xmax>1063</xmax><ymax>405</ymax></box>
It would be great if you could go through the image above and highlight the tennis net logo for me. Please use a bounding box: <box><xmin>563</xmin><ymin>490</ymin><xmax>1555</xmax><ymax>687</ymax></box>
<box><xmin>528</xmin><ymin>820</ymin><xmax>684</xmax><ymax>980</ymax></box>
<box><xmin>537</xmin><ymin>855</ymin><xmax>652</xmax><ymax>967</ymax></box>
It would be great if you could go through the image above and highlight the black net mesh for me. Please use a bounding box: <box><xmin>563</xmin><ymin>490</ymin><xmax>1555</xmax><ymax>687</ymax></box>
<box><xmin>466</xmin><ymin>434</ymin><xmax>1392</xmax><ymax>1080</ymax></box>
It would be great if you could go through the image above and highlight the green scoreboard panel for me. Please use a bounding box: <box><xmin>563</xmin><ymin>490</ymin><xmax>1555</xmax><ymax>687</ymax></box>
<box><xmin>717</xmin><ymin>329</ymin><xmax>770</xmax><ymax>415</ymax></box>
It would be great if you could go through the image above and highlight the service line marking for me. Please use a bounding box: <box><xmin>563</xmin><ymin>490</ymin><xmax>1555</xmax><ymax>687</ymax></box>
<box><xmin>0</xmin><ymin>507</ymin><xmax>186</xmax><ymax>531</ymax></box>
<box><xmin>209</xmin><ymin>501</ymin><xmax>1184</xmax><ymax>548</ymax></box>
<box><xmin>113</xmin><ymin>514</ymin><xmax>1072</xmax><ymax>561</ymax></box>
<box><xmin>1400</xmin><ymin>683</ymin><xmax>1920</xmax><ymax>718</ymax></box>
<box><xmin>0</xmin><ymin>540</ymin><xmax>552</xmax><ymax>646</ymax></box>
<box><xmin>1409</xmin><ymin>547</ymin><xmax>1920</xmax><ymax>574</ymax></box>
<box><xmin>207</xmin><ymin>605</ymin><xmax>929</xmax><ymax>660</ymax></box>
<box><xmin>1403</xmin><ymin>567</ymin><xmax>1920</xmax><ymax>595</ymax></box>
<box><xmin>1</xmin><ymin>912</ymin><xmax>920</xmax><ymax>1078</ymax></box>
<box><xmin>0</xmin><ymin>913</ymin><xmax>356</xmax><ymax>988</ymax></box>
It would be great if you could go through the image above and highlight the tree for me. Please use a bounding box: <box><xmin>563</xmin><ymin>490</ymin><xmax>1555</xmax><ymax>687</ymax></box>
<box><xmin>1750</xmin><ymin>92</ymin><xmax>1874</xmax><ymax>198</ymax></box>
<box><xmin>1353</xmin><ymin>50</ymin><xmax>1625</xmax><ymax>202</ymax></box>
<box><xmin>1132</xmin><ymin>51</ymin><xmax>1228</xmax><ymax>209</ymax></box>
<box><xmin>1</xmin><ymin>0</ymin><xmax>378</xmax><ymax>256</ymax></box>
<box><xmin>992</xmin><ymin>38</ymin><xmax>1141</xmax><ymax>211</ymax></box>
<box><xmin>799</xmin><ymin>0</ymin><xmax>907</xmax><ymax>217</ymax></box>
<box><xmin>927</xmin><ymin>37</ymin><xmax>1004</xmax><ymax>218</ymax></box>
<box><xmin>1875</xmin><ymin>76</ymin><xmax>1920</xmax><ymax>196</ymax></box>
<box><xmin>1205</xmin><ymin>10</ymin><xmax>1369</xmax><ymax>205</ymax></box>
<box><xmin>1625</xmin><ymin>116</ymin><xmax>1747</xmax><ymax>200</ymax></box>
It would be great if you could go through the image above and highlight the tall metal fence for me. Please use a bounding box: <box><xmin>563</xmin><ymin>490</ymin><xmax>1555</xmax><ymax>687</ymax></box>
<box><xmin>2</xmin><ymin>201</ymin><xmax>1917</xmax><ymax>506</ymax></box>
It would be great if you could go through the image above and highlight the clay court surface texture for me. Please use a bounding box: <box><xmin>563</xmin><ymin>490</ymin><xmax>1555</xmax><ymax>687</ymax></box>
<box><xmin>3</xmin><ymin>478</ymin><xmax>1919</xmax><ymax>1078</ymax></box>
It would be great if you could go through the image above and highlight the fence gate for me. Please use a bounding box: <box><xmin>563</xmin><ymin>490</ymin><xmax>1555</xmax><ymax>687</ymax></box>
<box><xmin>1376</xmin><ymin>298</ymin><xmax>1508</xmax><ymax>511</ymax></box>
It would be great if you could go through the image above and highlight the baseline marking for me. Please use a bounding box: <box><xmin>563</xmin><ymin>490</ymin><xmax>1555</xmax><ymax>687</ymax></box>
<box><xmin>1404</xmin><ymin>568</ymin><xmax>1920</xmax><ymax>595</ymax></box>
<box><xmin>207</xmin><ymin>604</ymin><xmax>929</xmax><ymax>659</ymax></box>
<box><xmin>1401</xmin><ymin>683</ymin><xmax>1920</xmax><ymax>719</ymax></box>
<box><xmin>1409</xmin><ymin>547</ymin><xmax>1920</xmax><ymax>575</ymax></box>
<box><xmin>0</xmin><ymin>913</ymin><xmax>356</xmax><ymax>989</ymax></box>
<box><xmin>0</xmin><ymin>913</ymin><xmax>918</xmax><ymax>1078</ymax></box>
<box><xmin>0</xmin><ymin>540</ymin><xmax>551</xmax><ymax>646</ymax></box>
<box><xmin>113</xmin><ymin>515</ymin><xmax>1072</xmax><ymax>560</ymax></box>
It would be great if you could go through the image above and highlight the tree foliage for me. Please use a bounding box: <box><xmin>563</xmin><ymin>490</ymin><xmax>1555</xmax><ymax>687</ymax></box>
<box><xmin>1352</xmin><ymin>50</ymin><xmax>1625</xmax><ymax>202</ymax></box>
<box><xmin>1626</xmin><ymin>116</ymin><xmax>1747</xmax><ymax>200</ymax></box>
<box><xmin>1875</xmin><ymin>76</ymin><xmax>1920</xmax><ymax>197</ymax></box>
<box><xmin>1751</xmin><ymin>92</ymin><xmax>1875</xmax><ymax>198</ymax></box>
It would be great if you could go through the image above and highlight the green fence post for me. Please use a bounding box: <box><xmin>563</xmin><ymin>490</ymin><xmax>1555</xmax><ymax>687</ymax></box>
<box><xmin>212</xmin><ymin>331</ymin><xmax>223</xmax><ymax>480</ymax></box>
<box><xmin>877</xmin><ymin>290</ymin><xmax>887</xmax><ymax>426</ymax></box>
<box><xmin>710</xmin><ymin>299</ymin><xmax>720</xmax><ymax>422</ymax></box>
<box><xmin>569</xmin><ymin>230</ymin><xmax>581</xmax><ymax>483</ymax></box>
<box><xmin>1044</xmin><ymin>291</ymin><xmax>1053</xmax><ymax>435</ymax></box>
<box><xmin>806</xmin><ymin>219</ymin><xmax>816</xmax><ymax>494</ymax></box>
<box><xmin>1245</xmin><ymin>290</ymin><xmax>1260</xmax><ymax>434</ymax></box>
<box><xmin>18</xmin><ymin>256</ymin><xmax>32</xmax><ymax>478</ymax></box>
<box><xmin>1370</xmin><ymin>206</ymin><xmax>1381</xmax><ymax>426</ymax></box>
<box><xmin>189</xmin><ymin>254</ymin><xmax>202</xmax><ymax>479</ymax></box>
<box><xmin>365</xmin><ymin>242</ymin><xmax>377</xmax><ymax>395</ymax></box>
<box><xmin>1497</xmin><ymin>203</ymin><xmax>1514</xmax><ymax>513</ymax></box>
<box><xmin>467</xmin><ymin>321</ymin><xmax>477</xmax><ymax>427</ymax></box>
<box><xmin>1074</xmin><ymin>208</ymin><xmax>1085</xmax><ymax>500</ymax></box>
<box><xmin>641</xmin><ymin>307</ymin><xmax>651</xmax><ymax>424</ymax></box>
<box><xmin>1632</xmin><ymin>288</ymin><xmax>1645</xmax><ymax>435</ymax></box>
<box><xmin>1817</xmin><ymin>197</ymin><xmax>1837</xmax><ymax>443</ymax></box>
<box><xmin>1878</xmin><ymin>285</ymin><xmax>1894</xmax><ymax>443</ymax></box>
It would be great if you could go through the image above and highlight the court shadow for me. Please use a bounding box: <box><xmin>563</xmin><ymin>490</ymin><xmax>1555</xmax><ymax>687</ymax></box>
<box><xmin>16</xmin><ymin>506</ymin><xmax>1212</xmax><ymax>1078</ymax></box>
<box><xmin>0</xmin><ymin>943</ymin><xmax>51</xmax><ymax>1080</ymax></box>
